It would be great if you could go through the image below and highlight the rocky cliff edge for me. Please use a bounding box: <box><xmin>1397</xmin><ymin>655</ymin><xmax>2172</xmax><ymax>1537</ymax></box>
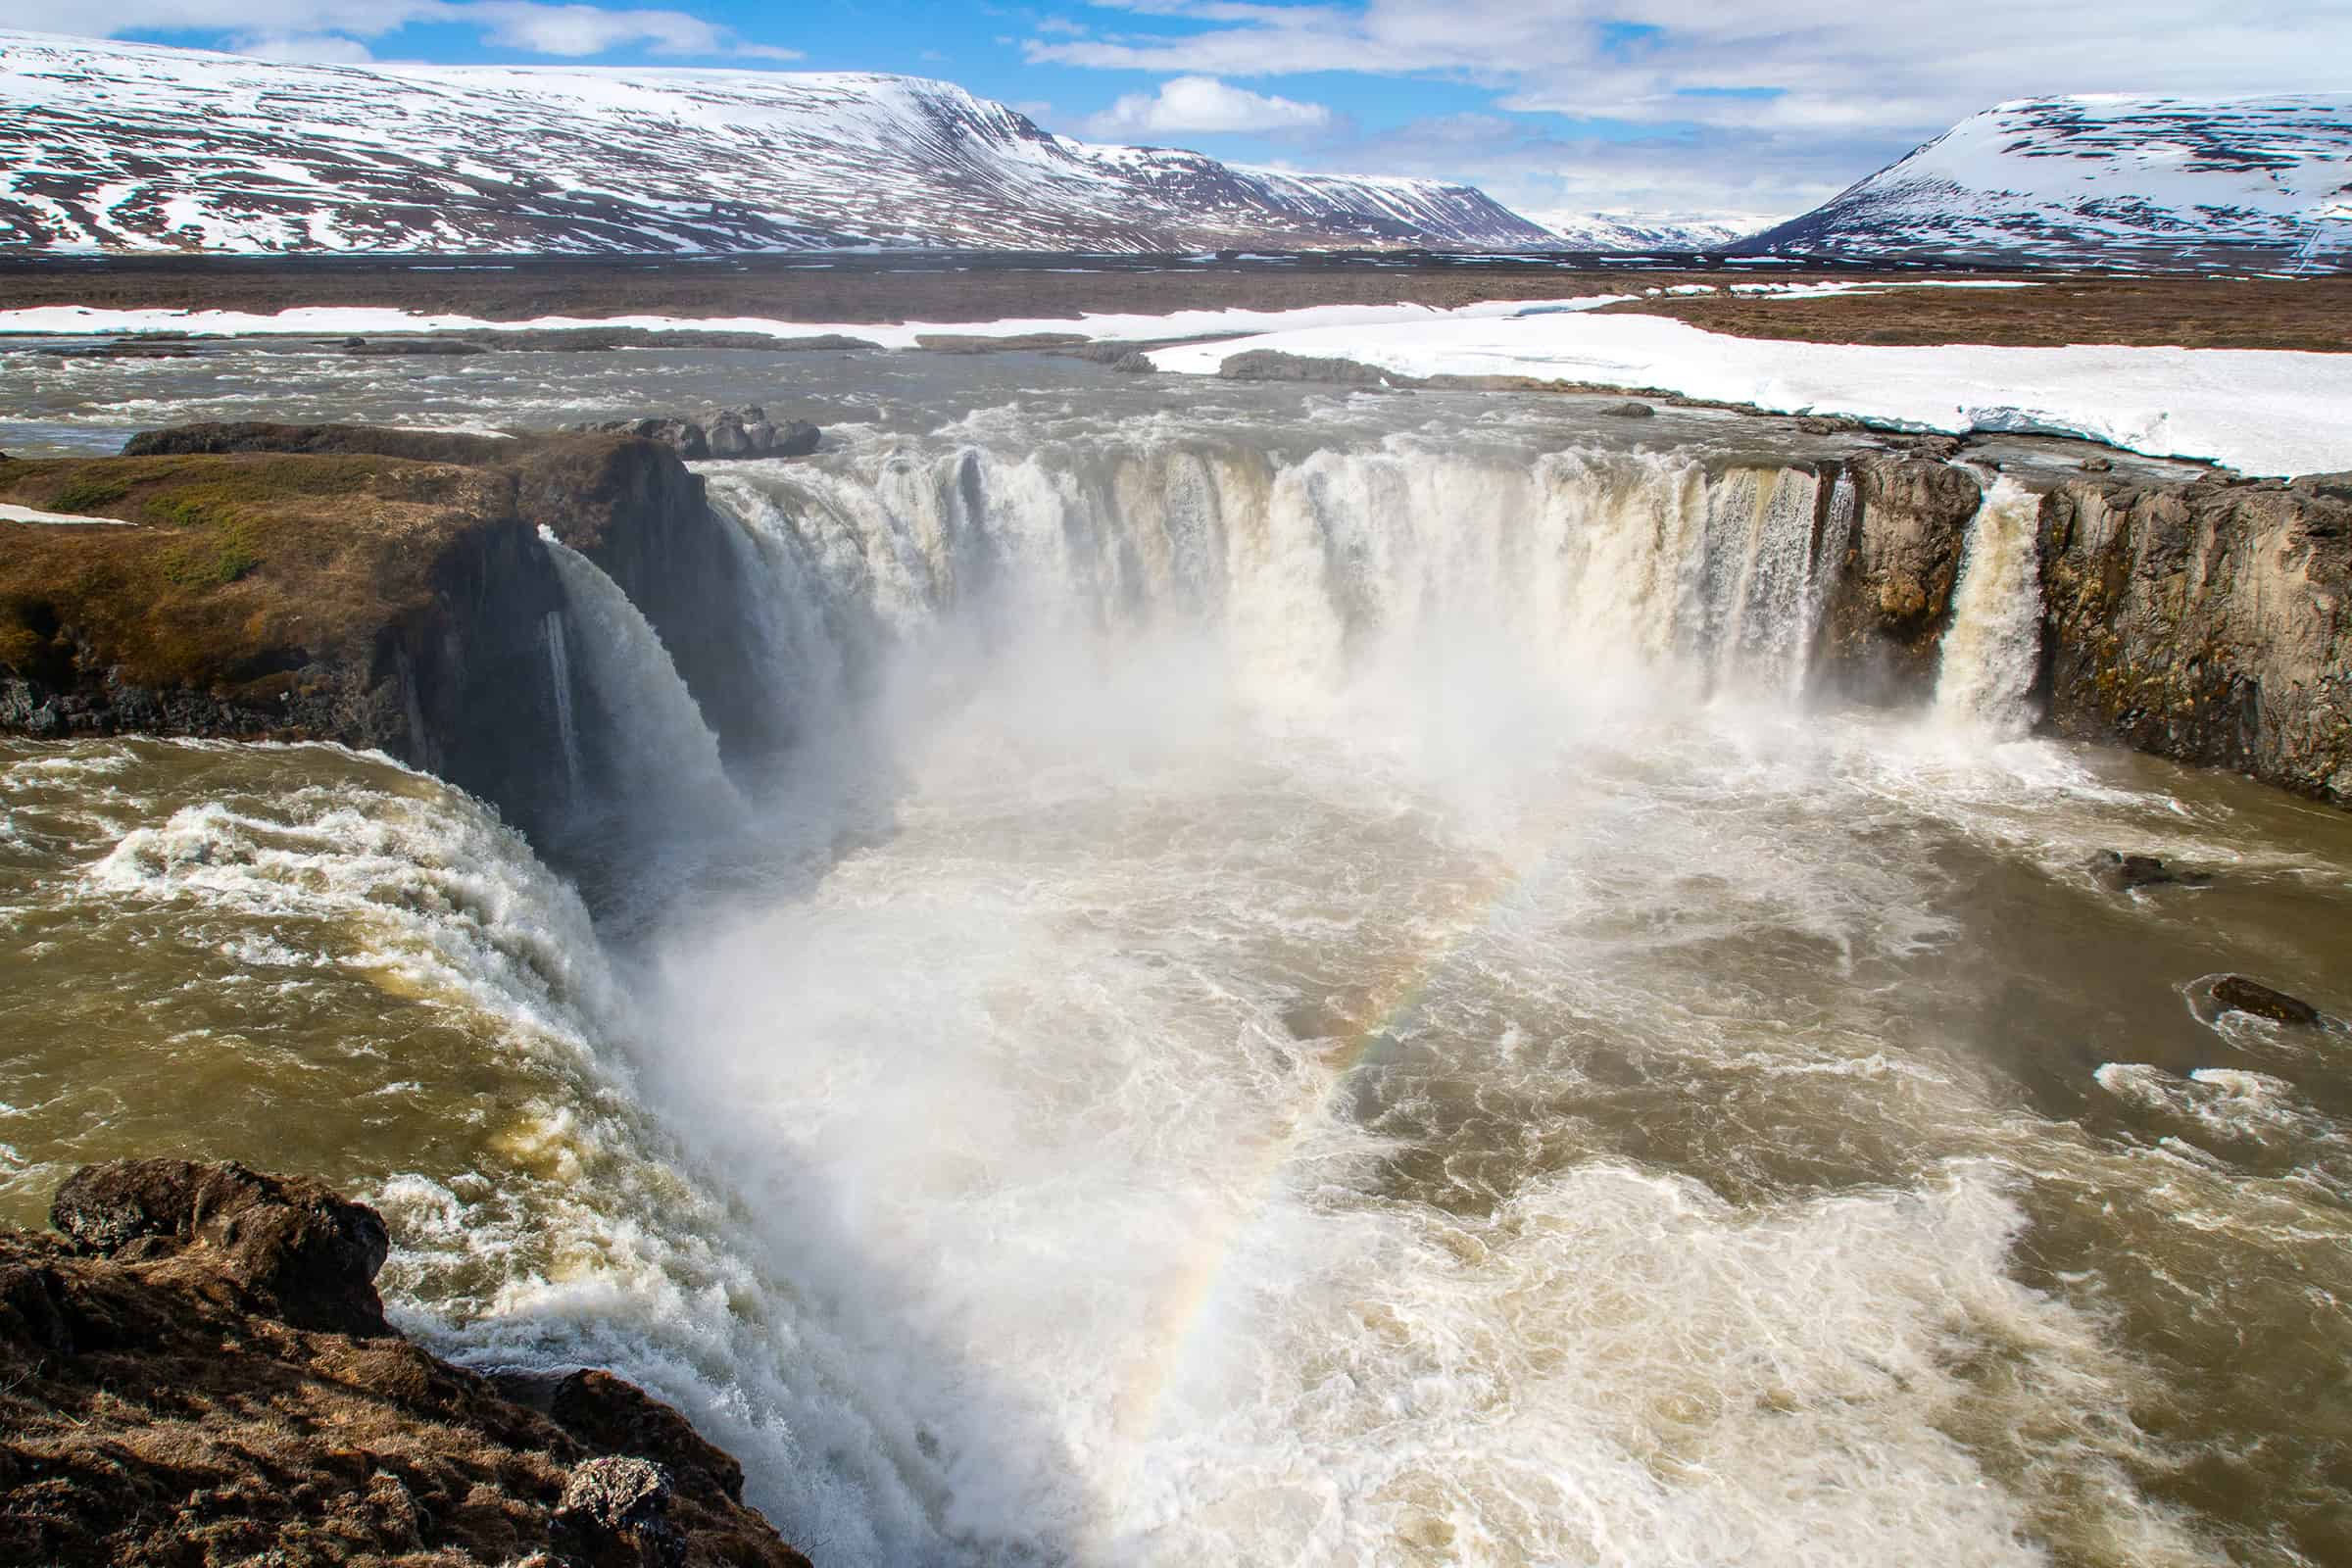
<box><xmin>0</xmin><ymin>1157</ymin><xmax>810</xmax><ymax>1568</ymax></box>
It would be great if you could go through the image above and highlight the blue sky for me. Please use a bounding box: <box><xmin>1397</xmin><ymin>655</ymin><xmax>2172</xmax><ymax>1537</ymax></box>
<box><xmin>19</xmin><ymin>1</ymin><xmax>2351</xmax><ymax>224</ymax></box>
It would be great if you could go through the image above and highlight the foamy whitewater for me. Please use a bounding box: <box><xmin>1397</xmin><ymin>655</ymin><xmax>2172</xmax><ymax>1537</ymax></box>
<box><xmin>6</xmin><ymin>402</ymin><xmax>2350</xmax><ymax>1568</ymax></box>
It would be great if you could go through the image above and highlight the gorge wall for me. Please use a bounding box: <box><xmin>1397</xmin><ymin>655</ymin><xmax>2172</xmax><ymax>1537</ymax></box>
<box><xmin>2037</xmin><ymin>471</ymin><xmax>2352</xmax><ymax>802</ymax></box>
<box><xmin>0</xmin><ymin>423</ymin><xmax>770</xmax><ymax>843</ymax></box>
<box><xmin>2</xmin><ymin>420</ymin><xmax>2346</xmax><ymax>838</ymax></box>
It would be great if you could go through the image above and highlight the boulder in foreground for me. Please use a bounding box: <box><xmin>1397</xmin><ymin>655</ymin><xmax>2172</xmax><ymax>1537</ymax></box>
<box><xmin>1</xmin><ymin>1158</ymin><xmax>809</xmax><ymax>1568</ymax></box>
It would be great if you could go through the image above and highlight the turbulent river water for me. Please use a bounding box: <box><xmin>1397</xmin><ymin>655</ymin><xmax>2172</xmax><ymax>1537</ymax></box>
<box><xmin>5</xmin><ymin>341</ymin><xmax>2352</xmax><ymax>1567</ymax></box>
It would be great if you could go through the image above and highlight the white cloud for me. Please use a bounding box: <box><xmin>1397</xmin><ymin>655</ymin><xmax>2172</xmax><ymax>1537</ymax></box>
<box><xmin>11</xmin><ymin>1</ymin><xmax>798</xmax><ymax>62</ymax></box>
<box><xmin>1032</xmin><ymin>0</ymin><xmax>2352</xmax><ymax>215</ymax></box>
<box><xmin>1083</xmin><ymin>74</ymin><xmax>1330</xmax><ymax>138</ymax></box>
<box><xmin>230</xmin><ymin>30</ymin><xmax>378</xmax><ymax>63</ymax></box>
<box><xmin>467</xmin><ymin>1</ymin><xmax>726</xmax><ymax>57</ymax></box>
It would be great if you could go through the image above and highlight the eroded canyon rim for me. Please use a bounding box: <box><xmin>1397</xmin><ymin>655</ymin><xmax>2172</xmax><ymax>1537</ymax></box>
<box><xmin>3</xmin><ymin>350</ymin><xmax>2350</xmax><ymax>1567</ymax></box>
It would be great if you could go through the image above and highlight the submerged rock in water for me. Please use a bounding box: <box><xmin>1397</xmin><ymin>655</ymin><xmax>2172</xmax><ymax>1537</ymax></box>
<box><xmin>336</xmin><ymin>336</ymin><xmax>490</xmax><ymax>356</ymax></box>
<box><xmin>1596</xmin><ymin>399</ymin><xmax>1655</xmax><ymax>418</ymax></box>
<box><xmin>2088</xmin><ymin>850</ymin><xmax>2215</xmax><ymax>893</ymax></box>
<box><xmin>2213</xmin><ymin>975</ymin><xmax>2325</xmax><ymax>1026</ymax></box>
<box><xmin>1</xmin><ymin>1160</ymin><xmax>809</xmax><ymax>1568</ymax></box>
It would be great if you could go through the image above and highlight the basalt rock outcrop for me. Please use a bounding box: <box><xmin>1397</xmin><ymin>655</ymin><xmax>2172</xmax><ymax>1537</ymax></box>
<box><xmin>1</xmin><ymin>1159</ymin><xmax>809</xmax><ymax>1567</ymax></box>
<box><xmin>0</xmin><ymin>421</ymin><xmax>782</xmax><ymax>840</ymax></box>
<box><xmin>1809</xmin><ymin>452</ymin><xmax>1985</xmax><ymax>705</ymax></box>
<box><xmin>571</xmin><ymin>408</ymin><xmax>822</xmax><ymax>462</ymax></box>
<box><xmin>2036</xmin><ymin>472</ymin><xmax>2351</xmax><ymax>804</ymax></box>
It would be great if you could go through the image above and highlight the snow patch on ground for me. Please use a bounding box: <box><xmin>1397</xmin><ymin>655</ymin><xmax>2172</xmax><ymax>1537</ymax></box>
<box><xmin>6</xmin><ymin>276</ymin><xmax>2339</xmax><ymax>476</ymax></box>
<box><xmin>0</xmin><ymin>502</ymin><xmax>137</xmax><ymax>526</ymax></box>
<box><xmin>1149</xmin><ymin>310</ymin><xmax>2352</xmax><ymax>477</ymax></box>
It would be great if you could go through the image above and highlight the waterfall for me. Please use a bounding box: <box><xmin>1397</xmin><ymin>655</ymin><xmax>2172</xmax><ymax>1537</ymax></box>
<box><xmin>703</xmin><ymin>440</ymin><xmax>1846</xmax><ymax>715</ymax></box>
<box><xmin>538</xmin><ymin>527</ymin><xmax>743</xmax><ymax>822</ymax></box>
<box><xmin>540</xmin><ymin>609</ymin><xmax>585</xmax><ymax>805</ymax></box>
<box><xmin>702</xmin><ymin>473</ymin><xmax>856</xmax><ymax>734</ymax></box>
<box><xmin>1795</xmin><ymin>470</ymin><xmax>1856</xmax><ymax>700</ymax></box>
<box><xmin>1935</xmin><ymin>476</ymin><xmax>2047</xmax><ymax>737</ymax></box>
<box><xmin>1704</xmin><ymin>466</ymin><xmax>1824</xmax><ymax>695</ymax></box>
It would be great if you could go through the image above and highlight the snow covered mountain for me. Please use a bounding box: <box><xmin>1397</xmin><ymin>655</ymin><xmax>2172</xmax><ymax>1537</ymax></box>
<box><xmin>1526</xmin><ymin>212</ymin><xmax>1753</xmax><ymax>251</ymax></box>
<box><xmin>0</xmin><ymin>31</ymin><xmax>1554</xmax><ymax>255</ymax></box>
<box><xmin>1737</xmin><ymin>93</ymin><xmax>2352</xmax><ymax>270</ymax></box>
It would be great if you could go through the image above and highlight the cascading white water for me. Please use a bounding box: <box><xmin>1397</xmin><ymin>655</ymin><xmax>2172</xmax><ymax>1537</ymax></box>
<box><xmin>703</xmin><ymin>440</ymin><xmax>1843</xmax><ymax>720</ymax></box>
<box><xmin>540</xmin><ymin>609</ymin><xmax>585</xmax><ymax>806</ymax></box>
<box><xmin>549</xmin><ymin>435</ymin><xmax>2232</xmax><ymax>1568</ymax></box>
<box><xmin>15</xmin><ymin>418</ymin><xmax>2303</xmax><ymax>1568</ymax></box>
<box><xmin>1702</xmin><ymin>466</ymin><xmax>1824</xmax><ymax>694</ymax></box>
<box><xmin>1935</xmin><ymin>476</ymin><xmax>2047</xmax><ymax>738</ymax></box>
<box><xmin>1794</xmin><ymin>469</ymin><xmax>1856</xmax><ymax>699</ymax></box>
<box><xmin>701</xmin><ymin>472</ymin><xmax>856</xmax><ymax>733</ymax></box>
<box><xmin>538</xmin><ymin>527</ymin><xmax>742</xmax><ymax>823</ymax></box>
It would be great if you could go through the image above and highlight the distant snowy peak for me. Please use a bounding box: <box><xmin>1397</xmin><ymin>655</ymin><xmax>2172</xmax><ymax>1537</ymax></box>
<box><xmin>1527</xmin><ymin>212</ymin><xmax>1754</xmax><ymax>251</ymax></box>
<box><xmin>0</xmin><ymin>30</ymin><xmax>1552</xmax><ymax>255</ymax></box>
<box><xmin>1738</xmin><ymin>93</ymin><xmax>2352</xmax><ymax>269</ymax></box>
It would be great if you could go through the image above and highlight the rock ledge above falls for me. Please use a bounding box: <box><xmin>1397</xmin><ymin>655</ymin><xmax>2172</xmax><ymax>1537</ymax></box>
<box><xmin>0</xmin><ymin>420</ymin><xmax>798</xmax><ymax>840</ymax></box>
<box><xmin>1</xmin><ymin>1157</ymin><xmax>811</xmax><ymax>1568</ymax></box>
<box><xmin>1</xmin><ymin>418</ymin><xmax>2344</xmax><ymax>815</ymax></box>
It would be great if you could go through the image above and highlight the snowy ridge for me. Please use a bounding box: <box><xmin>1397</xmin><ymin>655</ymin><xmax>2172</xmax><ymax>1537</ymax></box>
<box><xmin>0</xmin><ymin>30</ymin><xmax>1552</xmax><ymax>255</ymax></box>
<box><xmin>1739</xmin><ymin>93</ymin><xmax>2352</xmax><ymax>270</ymax></box>
<box><xmin>1527</xmin><ymin>212</ymin><xmax>1754</xmax><ymax>251</ymax></box>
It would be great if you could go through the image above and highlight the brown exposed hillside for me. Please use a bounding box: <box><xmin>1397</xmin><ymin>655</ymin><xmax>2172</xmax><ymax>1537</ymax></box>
<box><xmin>1593</xmin><ymin>274</ymin><xmax>2352</xmax><ymax>353</ymax></box>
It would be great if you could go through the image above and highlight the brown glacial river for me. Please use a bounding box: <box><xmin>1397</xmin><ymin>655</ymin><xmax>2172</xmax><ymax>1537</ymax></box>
<box><xmin>3</xmin><ymin>339</ymin><xmax>2350</xmax><ymax>1566</ymax></box>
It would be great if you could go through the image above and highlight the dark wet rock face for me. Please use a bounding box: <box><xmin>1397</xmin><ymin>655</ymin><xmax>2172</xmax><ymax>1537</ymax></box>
<box><xmin>1811</xmin><ymin>453</ymin><xmax>1985</xmax><ymax>705</ymax></box>
<box><xmin>2214</xmin><ymin>976</ymin><xmax>2325</xmax><ymax>1027</ymax></box>
<box><xmin>2088</xmin><ymin>851</ymin><xmax>2215</xmax><ymax>893</ymax></box>
<box><xmin>1596</xmin><ymin>400</ymin><xmax>1655</xmax><ymax>418</ymax></box>
<box><xmin>515</xmin><ymin>425</ymin><xmax>789</xmax><ymax>767</ymax></box>
<box><xmin>2038</xmin><ymin>473</ymin><xmax>2352</xmax><ymax>806</ymax></box>
<box><xmin>1</xmin><ymin>420</ymin><xmax>792</xmax><ymax>840</ymax></box>
<box><xmin>1</xmin><ymin>1160</ymin><xmax>809</xmax><ymax>1568</ymax></box>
